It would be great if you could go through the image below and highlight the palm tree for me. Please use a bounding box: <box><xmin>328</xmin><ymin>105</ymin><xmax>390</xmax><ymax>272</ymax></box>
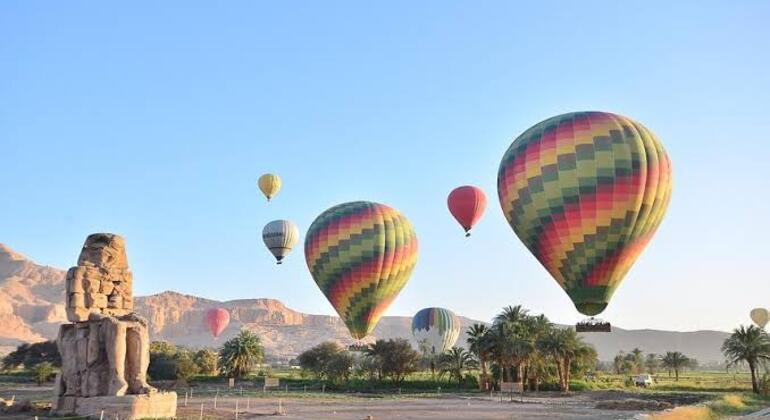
<box><xmin>661</xmin><ymin>351</ymin><xmax>689</xmax><ymax>382</ymax></box>
<box><xmin>364</xmin><ymin>339</ymin><xmax>389</xmax><ymax>380</ymax></box>
<box><xmin>613</xmin><ymin>351</ymin><xmax>626</xmax><ymax>374</ymax></box>
<box><xmin>218</xmin><ymin>329</ymin><xmax>264</xmax><ymax>379</ymax></box>
<box><xmin>438</xmin><ymin>347</ymin><xmax>477</xmax><ymax>385</ymax></box>
<box><xmin>722</xmin><ymin>325</ymin><xmax>770</xmax><ymax>393</ymax></box>
<box><xmin>537</xmin><ymin>328</ymin><xmax>589</xmax><ymax>392</ymax></box>
<box><xmin>630</xmin><ymin>348</ymin><xmax>644</xmax><ymax>374</ymax></box>
<box><xmin>467</xmin><ymin>323</ymin><xmax>491</xmax><ymax>390</ymax></box>
<box><xmin>645</xmin><ymin>353</ymin><xmax>660</xmax><ymax>375</ymax></box>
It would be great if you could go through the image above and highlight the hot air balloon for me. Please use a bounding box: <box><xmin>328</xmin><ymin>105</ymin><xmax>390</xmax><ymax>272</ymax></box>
<box><xmin>258</xmin><ymin>173</ymin><xmax>281</xmax><ymax>201</ymax></box>
<box><xmin>262</xmin><ymin>220</ymin><xmax>299</xmax><ymax>264</ymax></box>
<box><xmin>205</xmin><ymin>308</ymin><xmax>230</xmax><ymax>338</ymax></box>
<box><xmin>751</xmin><ymin>308</ymin><xmax>769</xmax><ymax>329</ymax></box>
<box><xmin>498</xmin><ymin>111</ymin><xmax>672</xmax><ymax>319</ymax></box>
<box><xmin>305</xmin><ymin>201</ymin><xmax>418</xmax><ymax>340</ymax></box>
<box><xmin>411</xmin><ymin>307</ymin><xmax>460</xmax><ymax>354</ymax></box>
<box><xmin>447</xmin><ymin>186</ymin><xmax>487</xmax><ymax>237</ymax></box>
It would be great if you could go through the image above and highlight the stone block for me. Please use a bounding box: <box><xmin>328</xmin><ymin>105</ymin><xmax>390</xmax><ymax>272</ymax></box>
<box><xmin>67</xmin><ymin>306</ymin><xmax>90</xmax><ymax>322</ymax></box>
<box><xmin>83</xmin><ymin>277</ymin><xmax>101</xmax><ymax>294</ymax></box>
<box><xmin>100</xmin><ymin>280</ymin><xmax>115</xmax><ymax>295</ymax></box>
<box><xmin>107</xmin><ymin>293</ymin><xmax>122</xmax><ymax>308</ymax></box>
<box><xmin>86</xmin><ymin>293</ymin><xmax>107</xmax><ymax>308</ymax></box>
<box><xmin>54</xmin><ymin>392</ymin><xmax>177</xmax><ymax>419</ymax></box>
<box><xmin>69</xmin><ymin>293</ymin><xmax>85</xmax><ymax>308</ymax></box>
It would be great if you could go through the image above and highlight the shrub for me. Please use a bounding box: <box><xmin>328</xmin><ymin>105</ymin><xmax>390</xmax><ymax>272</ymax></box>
<box><xmin>298</xmin><ymin>342</ymin><xmax>353</xmax><ymax>383</ymax></box>
<box><xmin>194</xmin><ymin>349</ymin><xmax>218</xmax><ymax>375</ymax></box>
<box><xmin>31</xmin><ymin>362</ymin><xmax>56</xmax><ymax>385</ymax></box>
<box><xmin>175</xmin><ymin>351</ymin><xmax>200</xmax><ymax>383</ymax></box>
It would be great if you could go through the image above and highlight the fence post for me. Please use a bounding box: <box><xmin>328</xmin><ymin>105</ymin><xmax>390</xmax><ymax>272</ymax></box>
<box><xmin>285</xmin><ymin>384</ymin><xmax>288</xmax><ymax>393</ymax></box>
<box><xmin>240</xmin><ymin>386</ymin><xmax>243</xmax><ymax>396</ymax></box>
<box><xmin>247</xmin><ymin>397</ymin><xmax>250</xmax><ymax>410</ymax></box>
<box><xmin>214</xmin><ymin>393</ymin><xmax>218</xmax><ymax>409</ymax></box>
<box><xmin>235</xmin><ymin>400</ymin><xmax>239</xmax><ymax>420</ymax></box>
<box><xmin>184</xmin><ymin>390</ymin><xmax>188</xmax><ymax>407</ymax></box>
<box><xmin>322</xmin><ymin>384</ymin><xmax>325</xmax><ymax>394</ymax></box>
<box><xmin>199</xmin><ymin>403</ymin><xmax>204</xmax><ymax>420</ymax></box>
<box><xmin>100</xmin><ymin>410</ymin><xmax>104</xmax><ymax>420</ymax></box>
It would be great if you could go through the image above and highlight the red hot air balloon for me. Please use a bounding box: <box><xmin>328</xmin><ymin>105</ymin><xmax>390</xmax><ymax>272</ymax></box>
<box><xmin>205</xmin><ymin>308</ymin><xmax>230</xmax><ymax>338</ymax></box>
<box><xmin>447</xmin><ymin>186</ymin><xmax>487</xmax><ymax>237</ymax></box>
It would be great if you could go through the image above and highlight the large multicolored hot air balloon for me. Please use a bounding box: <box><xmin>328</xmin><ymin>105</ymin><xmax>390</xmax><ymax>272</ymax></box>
<box><xmin>305</xmin><ymin>201</ymin><xmax>418</xmax><ymax>340</ymax></box>
<box><xmin>258</xmin><ymin>173</ymin><xmax>281</xmax><ymax>201</ymax></box>
<box><xmin>262</xmin><ymin>220</ymin><xmax>300</xmax><ymax>264</ymax></box>
<box><xmin>498</xmin><ymin>111</ymin><xmax>672</xmax><ymax>317</ymax></box>
<box><xmin>205</xmin><ymin>308</ymin><xmax>230</xmax><ymax>338</ymax></box>
<box><xmin>447</xmin><ymin>186</ymin><xmax>487</xmax><ymax>237</ymax></box>
<box><xmin>751</xmin><ymin>308</ymin><xmax>769</xmax><ymax>329</ymax></box>
<box><xmin>411</xmin><ymin>307</ymin><xmax>461</xmax><ymax>354</ymax></box>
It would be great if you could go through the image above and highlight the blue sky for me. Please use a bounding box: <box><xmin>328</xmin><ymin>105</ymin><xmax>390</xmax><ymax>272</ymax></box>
<box><xmin>2</xmin><ymin>1</ymin><xmax>769</xmax><ymax>332</ymax></box>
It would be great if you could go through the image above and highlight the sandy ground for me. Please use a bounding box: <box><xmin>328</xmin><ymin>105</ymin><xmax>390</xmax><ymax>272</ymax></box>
<box><xmin>176</xmin><ymin>392</ymin><xmax>660</xmax><ymax>419</ymax></box>
<box><xmin>0</xmin><ymin>385</ymin><xmax>722</xmax><ymax>420</ymax></box>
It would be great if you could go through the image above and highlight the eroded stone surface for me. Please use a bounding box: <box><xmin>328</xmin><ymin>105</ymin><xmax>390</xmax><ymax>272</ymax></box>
<box><xmin>54</xmin><ymin>234</ymin><xmax>174</xmax><ymax>418</ymax></box>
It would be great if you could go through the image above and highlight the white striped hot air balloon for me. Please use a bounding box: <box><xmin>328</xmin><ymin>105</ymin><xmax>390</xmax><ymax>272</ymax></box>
<box><xmin>262</xmin><ymin>220</ymin><xmax>299</xmax><ymax>264</ymax></box>
<box><xmin>411</xmin><ymin>307</ymin><xmax>461</xmax><ymax>354</ymax></box>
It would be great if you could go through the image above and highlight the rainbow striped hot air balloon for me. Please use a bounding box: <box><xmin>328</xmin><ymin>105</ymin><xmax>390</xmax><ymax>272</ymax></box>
<box><xmin>497</xmin><ymin>111</ymin><xmax>672</xmax><ymax>317</ymax></box>
<box><xmin>412</xmin><ymin>307</ymin><xmax>461</xmax><ymax>354</ymax></box>
<box><xmin>304</xmin><ymin>201</ymin><xmax>418</xmax><ymax>340</ymax></box>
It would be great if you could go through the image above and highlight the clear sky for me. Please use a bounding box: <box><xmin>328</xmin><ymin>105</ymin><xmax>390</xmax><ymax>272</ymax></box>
<box><xmin>2</xmin><ymin>1</ymin><xmax>769</xmax><ymax>332</ymax></box>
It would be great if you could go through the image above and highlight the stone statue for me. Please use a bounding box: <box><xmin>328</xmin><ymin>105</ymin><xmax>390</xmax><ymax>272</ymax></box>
<box><xmin>53</xmin><ymin>233</ymin><xmax>176</xmax><ymax>419</ymax></box>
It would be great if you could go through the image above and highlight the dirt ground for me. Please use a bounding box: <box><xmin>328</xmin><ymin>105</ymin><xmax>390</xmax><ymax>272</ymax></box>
<box><xmin>0</xmin><ymin>386</ymin><xmax>714</xmax><ymax>419</ymax></box>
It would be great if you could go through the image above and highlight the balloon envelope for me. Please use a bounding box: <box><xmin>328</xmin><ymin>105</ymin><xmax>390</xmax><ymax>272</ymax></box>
<box><xmin>447</xmin><ymin>186</ymin><xmax>487</xmax><ymax>236</ymax></box>
<box><xmin>497</xmin><ymin>111</ymin><xmax>672</xmax><ymax>316</ymax></box>
<box><xmin>205</xmin><ymin>308</ymin><xmax>230</xmax><ymax>338</ymax></box>
<box><xmin>305</xmin><ymin>201</ymin><xmax>418</xmax><ymax>339</ymax></box>
<box><xmin>258</xmin><ymin>174</ymin><xmax>281</xmax><ymax>201</ymax></box>
<box><xmin>263</xmin><ymin>220</ymin><xmax>300</xmax><ymax>264</ymax></box>
<box><xmin>411</xmin><ymin>307</ymin><xmax>460</xmax><ymax>354</ymax></box>
<box><xmin>751</xmin><ymin>308</ymin><xmax>769</xmax><ymax>329</ymax></box>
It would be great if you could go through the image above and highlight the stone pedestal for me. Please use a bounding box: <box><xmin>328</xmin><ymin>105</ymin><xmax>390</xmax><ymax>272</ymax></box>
<box><xmin>53</xmin><ymin>234</ymin><xmax>175</xmax><ymax>419</ymax></box>
<box><xmin>53</xmin><ymin>392</ymin><xmax>177</xmax><ymax>419</ymax></box>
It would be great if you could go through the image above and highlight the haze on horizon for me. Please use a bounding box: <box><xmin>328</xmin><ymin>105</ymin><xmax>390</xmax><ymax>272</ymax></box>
<box><xmin>2</xmin><ymin>1</ymin><xmax>769</xmax><ymax>333</ymax></box>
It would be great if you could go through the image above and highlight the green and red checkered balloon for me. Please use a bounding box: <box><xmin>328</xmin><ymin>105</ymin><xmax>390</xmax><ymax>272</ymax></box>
<box><xmin>498</xmin><ymin>112</ymin><xmax>672</xmax><ymax>316</ymax></box>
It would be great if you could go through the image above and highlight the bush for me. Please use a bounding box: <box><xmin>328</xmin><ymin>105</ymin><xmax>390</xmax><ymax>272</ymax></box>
<box><xmin>219</xmin><ymin>330</ymin><xmax>264</xmax><ymax>379</ymax></box>
<box><xmin>194</xmin><ymin>350</ymin><xmax>218</xmax><ymax>375</ymax></box>
<box><xmin>175</xmin><ymin>351</ymin><xmax>200</xmax><ymax>383</ymax></box>
<box><xmin>148</xmin><ymin>341</ymin><xmax>178</xmax><ymax>381</ymax></box>
<box><xmin>31</xmin><ymin>362</ymin><xmax>56</xmax><ymax>385</ymax></box>
<box><xmin>3</xmin><ymin>341</ymin><xmax>61</xmax><ymax>370</ymax></box>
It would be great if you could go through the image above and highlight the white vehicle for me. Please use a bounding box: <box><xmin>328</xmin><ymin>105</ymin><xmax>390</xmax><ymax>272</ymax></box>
<box><xmin>633</xmin><ymin>374</ymin><xmax>654</xmax><ymax>387</ymax></box>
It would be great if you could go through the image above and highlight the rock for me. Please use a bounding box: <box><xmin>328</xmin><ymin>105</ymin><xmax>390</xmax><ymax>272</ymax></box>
<box><xmin>53</xmin><ymin>234</ymin><xmax>173</xmax><ymax>418</ymax></box>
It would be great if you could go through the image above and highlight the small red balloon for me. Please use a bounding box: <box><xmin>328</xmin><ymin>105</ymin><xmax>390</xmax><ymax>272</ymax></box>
<box><xmin>448</xmin><ymin>186</ymin><xmax>487</xmax><ymax>236</ymax></box>
<box><xmin>205</xmin><ymin>308</ymin><xmax>230</xmax><ymax>338</ymax></box>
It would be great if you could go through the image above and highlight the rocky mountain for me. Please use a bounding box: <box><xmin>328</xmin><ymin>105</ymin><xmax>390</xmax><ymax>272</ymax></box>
<box><xmin>0</xmin><ymin>243</ymin><xmax>730</xmax><ymax>362</ymax></box>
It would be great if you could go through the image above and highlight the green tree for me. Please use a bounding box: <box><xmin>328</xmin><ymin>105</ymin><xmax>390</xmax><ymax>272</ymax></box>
<box><xmin>613</xmin><ymin>351</ymin><xmax>626</xmax><ymax>374</ymax></box>
<box><xmin>368</xmin><ymin>339</ymin><xmax>420</xmax><ymax>385</ymax></box>
<box><xmin>661</xmin><ymin>351</ymin><xmax>689</xmax><ymax>381</ymax></box>
<box><xmin>645</xmin><ymin>353</ymin><xmax>660</xmax><ymax>375</ymax></box>
<box><xmin>630</xmin><ymin>348</ymin><xmax>645</xmax><ymax>374</ymax></box>
<box><xmin>298</xmin><ymin>342</ymin><xmax>352</xmax><ymax>383</ymax></box>
<box><xmin>537</xmin><ymin>328</ymin><xmax>593</xmax><ymax>391</ymax></box>
<box><xmin>722</xmin><ymin>325</ymin><xmax>770</xmax><ymax>393</ymax></box>
<box><xmin>438</xmin><ymin>347</ymin><xmax>477</xmax><ymax>385</ymax></box>
<box><xmin>194</xmin><ymin>349</ymin><xmax>219</xmax><ymax>375</ymax></box>
<box><xmin>175</xmin><ymin>351</ymin><xmax>200</xmax><ymax>383</ymax></box>
<box><xmin>219</xmin><ymin>330</ymin><xmax>264</xmax><ymax>379</ymax></box>
<box><xmin>31</xmin><ymin>361</ymin><xmax>56</xmax><ymax>385</ymax></box>
<box><xmin>467</xmin><ymin>323</ymin><xmax>491</xmax><ymax>390</ymax></box>
<box><xmin>2</xmin><ymin>341</ymin><xmax>60</xmax><ymax>370</ymax></box>
<box><xmin>148</xmin><ymin>341</ymin><xmax>178</xmax><ymax>380</ymax></box>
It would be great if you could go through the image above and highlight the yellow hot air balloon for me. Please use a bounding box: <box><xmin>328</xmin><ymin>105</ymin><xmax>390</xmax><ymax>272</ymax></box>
<box><xmin>258</xmin><ymin>174</ymin><xmax>281</xmax><ymax>201</ymax></box>
<box><xmin>750</xmin><ymin>308</ymin><xmax>769</xmax><ymax>329</ymax></box>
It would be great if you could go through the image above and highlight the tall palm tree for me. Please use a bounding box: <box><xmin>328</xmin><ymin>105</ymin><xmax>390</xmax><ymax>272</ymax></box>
<box><xmin>438</xmin><ymin>347</ymin><xmax>477</xmax><ymax>385</ymax></box>
<box><xmin>630</xmin><ymin>348</ymin><xmax>644</xmax><ymax>374</ymax></box>
<box><xmin>467</xmin><ymin>323</ymin><xmax>491</xmax><ymax>389</ymax></box>
<box><xmin>645</xmin><ymin>353</ymin><xmax>660</xmax><ymax>375</ymax></box>
<box><xmin>722</xmin><ymin>325</ymin><xmax>770</xmax><ymax>393</ymax></box>
<box><xmin>661</xmin><ymin>351</ymin><xmax>689</xmax><ymax>382</ymax></box>
<box><xmin>537</xmin><ymin>328</ymin><xmax>588</xmax><ymax>392</ymax></box>
<box><xmin>364</xmin><ymin>339</ymin><xmax>389</xmax><ymax>380</ymax></box>
<box><xmin>218</xmin><ymin>329</ymin><xmax>264</xmax><ymax>379</ymax></box>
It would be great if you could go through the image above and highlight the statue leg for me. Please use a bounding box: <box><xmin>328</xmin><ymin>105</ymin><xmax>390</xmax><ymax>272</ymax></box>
<box><xmin>126</xmin><ymin>324</ymin><xmax>156</xmax><ymax>394</ymax></box>
<box><xmin>103</xmin><ymin>317</ymin><xmax>129</xmax><ymax>396</ymax></box>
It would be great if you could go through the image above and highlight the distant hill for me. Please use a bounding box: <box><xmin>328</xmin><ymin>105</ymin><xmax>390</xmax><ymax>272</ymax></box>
<box><xmin>0</xmin><ymin>243</ymin><xmax>729</xmax><ymax>362</ymax></box>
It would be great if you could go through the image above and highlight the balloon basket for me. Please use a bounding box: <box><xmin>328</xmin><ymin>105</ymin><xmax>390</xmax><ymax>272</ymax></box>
<box><xmin>348</xmin><ymin>343</ymin><xmax>369</xmax><ymax>352</ymax></box>
<box><xmin>576</xmin><ymin>317</ymin><xmax>611</xmax><ymax>333</ymax></box>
